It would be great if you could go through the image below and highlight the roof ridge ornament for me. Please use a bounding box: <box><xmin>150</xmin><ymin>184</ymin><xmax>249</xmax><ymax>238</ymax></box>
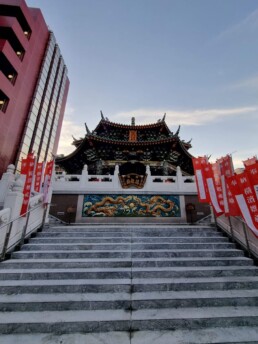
<box><xmin>100</xmin><ymin>110</ymin><xmax>105</xmax><ymax>120</ymax></box>
<box><xmin>175</xmin><ymin>125</ymin><xmax>181</xmax><ymax>137</ymax></box>
<box><xmin>162</xmin><ymin>113</ymin><xmax>166</xmax><ymax>122</ymax></box>
<box><xmin>85</xmin><ymin>123</ymin><xmax>91</xmax><ymax>135</ymax></box>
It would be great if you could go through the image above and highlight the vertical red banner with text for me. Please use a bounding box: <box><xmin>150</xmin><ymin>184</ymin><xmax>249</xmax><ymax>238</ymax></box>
<box><xmin>219</xmin><ymin>155</ymin><xmax>240</xmax><ymax>217</ymax></box>
<box><xmin>43</xmin><ymin>160</ymin><xmax>54</xmax><ymax>204</ymax></box>
<box><xmin>203</xmin><ymin>162</ymin><xmax>224</xmax><ymax>217</ymax></box>
<box><xmin>243</xmin><ymin>157</ymin><xmax>257</xmax><ymax>168</ymax></box>
<box><xmin>245</xmin><ymin>162</ymin><xmax>258</xmax><ymax>201</ymax></box>
<box><xmin>20</xmin><ymin>154</ymin><xmax>36</xmax><ymax>216</ymax></box>
<box><xmin>228</xmin><ymin>173</ymin><xmax>258</xmax><ymax>237</ymax></box>
<box><xmin>34</xmin><ymin>162</ymin><xmax>44</xmax><ymax>193</ymax></box>
<box><xmin>211</xmin><ymin>162</ymin><xmax>224</xmax><ymax>213</ymax></box>
<box><xmin>192</xmin><ymin>157</ymin><xmax>210</xmax><ymax>203</ymax></box>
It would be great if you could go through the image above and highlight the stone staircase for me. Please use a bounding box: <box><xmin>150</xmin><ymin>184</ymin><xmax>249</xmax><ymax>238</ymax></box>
<box><xmin>0</xmin><ymin>224</ymin><xmax>258</xmax><ymax>343</ymax></box>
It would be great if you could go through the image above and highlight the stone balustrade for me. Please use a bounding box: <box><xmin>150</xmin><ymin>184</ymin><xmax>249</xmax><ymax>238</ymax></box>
<box><xmin>53</xmin><ymin>165</ymin><xmax>197</xmax><ymax>195</ymax></box>
<box><xmin>0</xmin><ymin>165</ymin><xmax>46</xmax><ymax>258</ymax></box>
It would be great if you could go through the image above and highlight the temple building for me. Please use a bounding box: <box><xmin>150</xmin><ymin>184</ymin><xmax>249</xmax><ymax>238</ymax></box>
<box><xmin>51</xmin><ymin>114</ymin><xmax>210</xmax><ymax>223</ymax></box>
<box><xmin>56</xmin><ymin>113</ymin><xmax>194</xmax><ymax>178</ymax></box>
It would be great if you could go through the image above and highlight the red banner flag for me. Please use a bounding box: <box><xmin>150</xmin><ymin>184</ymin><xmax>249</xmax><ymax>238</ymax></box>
<box><xmin>219</xmin><ymin>155</ymin><xmax>234</xmax><ymax>177</ymax></box>
<box><xmin>203</xmin><ymin>162</ymin><xmax>224</xmax><ymax>216</ymax></box>
<box><xmin>34</xmin><ymin>162</ymin><xmax>44</xmax><ymax>193</ymax></box>
<box><xmin>20</xmin><ymin>153</ymin><xmax>36</xmax><ymax>216</ymax></box>
<box><xmin>245</xmin><ymin>161</ymin><xmax>258</xmax><ymax>200</ymax></box>
<box><xmin>243</xmin><ymin>156</ymin><xmax>257</xmax><ymax>167</ymax></box>
<box><xmin>43</xmin><ymin>160</ymin><xmax>55</xmax><ymax>204</ymax></box>
<box><xmin>227</xmin><ymin>173</ymin><xmax>258</xmax><ymax>237</ymax></box>
<box><xmin>211</xmin><ymin>162</ymin><xmax>224</xmax><ymax>212</ymax></box>
<box><xmin>192</xmin><ymin>157</ymin><xmax>210</xmax><ymax>203</ymax></box>
<box><xmin>219</xmin><ymin>155</ymin><xmax>241</xmax><ymax>217</ymax></box>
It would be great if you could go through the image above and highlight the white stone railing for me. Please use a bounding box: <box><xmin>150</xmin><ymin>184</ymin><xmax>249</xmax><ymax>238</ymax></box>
<box><xmin>0</xmin><ymin>165</ymin><xmax>46</xmax><ymax>259</ymax></box>
<box><xmin>216</xmin><ymin>215</ymin><xmax>258</xmax><ymax>258</ymax></box>
<box><xmin>53</xmin><ymin>165</ymin><xmax>197</xmax><ymax>194</ymax></box>
<box><xmin>0</xmin><ymin>208</ymin><xmax>11</xmax><ymax>255</ymax></box>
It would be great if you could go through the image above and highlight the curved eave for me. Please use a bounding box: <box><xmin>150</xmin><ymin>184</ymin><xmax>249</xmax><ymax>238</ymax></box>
<box><xmin>56</xmin><ymin>137</ymin><xmax>87</xmax><ymax>163</ymax></box>
<box><xmin>182</xmin><ymin>142</ymin><xmax>192</xmax><ymax>150</ymax></box>
<box><xmin>72</xmin><ymin>140</ymin><xmax>83</xmax><ymax>147</ymax></box>
<box><xmin>56</xmin><ymin>134</ymin><xmax>194</xmax><ymax>165</ymax></box>
<box><xmin>94</xmin><ymin>118</ymin><xmax>172</xmax><ymax>133</ymax></box>
<box><xmin>179</xmin><ymin>140</ymin><xmax>194</xmax><ymax>159</ymax></box>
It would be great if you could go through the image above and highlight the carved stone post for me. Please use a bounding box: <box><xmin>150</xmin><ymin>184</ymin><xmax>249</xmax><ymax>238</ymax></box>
<box><xmin>176</xmin><ymin>165</ymin><xmax>183</xmax><ymax>191</ymax></box>
<box><xmin>81</xmin><ymin>164</ymin><xmax>88</xmax><ymax>187</ymax></box>
<box><xmin>4</xmin><ymin>178</ymin><xmax>24</xmax><ymax>220</ymax></box>
<box><xmin>0</xmin><ymin>164</ymin><xmax>15</xmax><ymax>208</ymax></box>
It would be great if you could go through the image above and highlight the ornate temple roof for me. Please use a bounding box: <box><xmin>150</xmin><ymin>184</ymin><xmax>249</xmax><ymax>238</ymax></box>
<box><xmin>56</xmin><ymin>113</ymin><xmax>194</xmax><ymax>175</ymax></box>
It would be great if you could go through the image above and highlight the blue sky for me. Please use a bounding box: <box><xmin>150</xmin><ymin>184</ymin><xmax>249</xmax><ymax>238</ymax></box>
<box><xmin>27</xmin><ymin>0</ymin><xmax>258</xmax><ymax>168</ymax></box>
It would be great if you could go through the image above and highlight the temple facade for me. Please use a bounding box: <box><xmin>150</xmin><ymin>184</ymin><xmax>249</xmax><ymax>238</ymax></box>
<box><xmin>52</xmin><ymin>114</ymin><xmax>210</xmax><ymax>223</ymax></box>
<box><xmin>56</xmin><ymin>113</ymin><xmax>194</xmax><ymax>177</ymax></box>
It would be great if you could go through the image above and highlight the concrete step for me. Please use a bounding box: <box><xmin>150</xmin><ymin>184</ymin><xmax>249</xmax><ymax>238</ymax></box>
<box><xmin>1</xmin><ymin>276</ymin><xmax>258</xmax><ymax>294</ymax></box>
<box><xmin>0</xmin><ymin>266</ymin><xmax>257</xmax><ymax>280</ymax></box>
<box><xmin>38</xmin><ymin>230</ymin><xmax>223</xmax><ymax>238</ymax></box>
<box><xmin>20</xmin><ymin>242</ymin><xmax>236</xmax><ymax>251</ymax></box>
<box><xmin>1</xmin><ymin>328</ymin><xmax>258</xmax><ymax>344</ymax></box>
<box><xmin>11</xmin><ymin>248</ymin><xmax>245</xmax><ymax>259</ymax></box>
<box><xmin>132</xmin><ymin>266</ymin><xmax>258</xmax><ymax>278</ymax></box>
<box><xmin>0</xmin><ymin>309</ymin><xmax>131</xmax><ymax>334</ymax></box>
<box><xmin>132</xmin><ymin>257</ymin><xmax>253</xmax><ymax>267</ymax></box>
<box><xmin>30</xmin><ymin>236</ymin><xmax>229</xmax><ymax>243</ymax></box>
<box><xmin>0</xmin><ymin>223</ymin><xmax>257</xmax><ymax>340</ymax></box>
<box><xmin>0</xmin><ymin>278</ymin><xmax>131</xmax><ymax>294</ymax></box>
<box><xmin>0</xmin><ymin>307</ymin><xmax>258</xmax><ymax>334</ymax></box>
<box><xmin>131</xmin><ymin>306</ymin><xmax>258</xmax><ymax>330</ymax></box>
<box><xmin>43</xmin><ymin>225</ymin><xmax>214</xmax><ymax>232</ymax></box>
<box><xmin>0</xmin><ymin>256</ymin><xmax>253</xmax><ymax>269</ymax></box>
<box><xmin>1</xmin><ymin>289</ymin><xmax>258</xmax><ymax>312</ymax></box>
<box><xmin>132</xmin><ymin>289</ymin><xmax>258</xmax><ymax>309</ymax></box>
<box><xmin>133</xmin><ymin>276</ymin><xmax>258</xmax><ymax>292</ymax></box>
<box><xmin>130</xmin><ymin>328</ymin><xmax>258</xmax><ymax>344</ymax></box>
<box><xmin>0</xmin><ymin>292</ymin><xmax>130</xmax><ymax>311</ymax></box>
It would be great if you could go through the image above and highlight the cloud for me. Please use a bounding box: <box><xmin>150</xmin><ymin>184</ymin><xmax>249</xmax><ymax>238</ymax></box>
<box><xmin>230</xmin><ymin>75</ymin><xmax>258</xmax><ymax>90</ymax></box>
<box><xmin>64</xmin><ymin>104</ymin><xmax>76</xmax><ymax>118</ymax></box>
<box><xmin>57</xmin><ymin>119</ymin><xmax>85</xmax><ymax>155</ymax></box>
<box><xmin>112</xmin><ymin>106</ymin><xmax>258</xmax><ymax>126</ymax></box>
<box><xmin>57</xmin><ymin>105</ymin><xmax>258</xmax><ymax>159</ymax></box>
<box><xmin>216</xmin><ymin>8</ymin><xmax>258</xmax><ymax>41</ymax></box>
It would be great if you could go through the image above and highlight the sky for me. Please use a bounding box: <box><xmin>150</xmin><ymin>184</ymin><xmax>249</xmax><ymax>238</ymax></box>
<box><xmin>26</xmin><ymin>0</ymin><xmax>258</xmax><ymax>168</ymax></box>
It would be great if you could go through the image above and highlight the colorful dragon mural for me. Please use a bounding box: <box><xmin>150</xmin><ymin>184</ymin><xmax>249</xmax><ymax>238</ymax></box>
<box><xmin>82</xmin><ymin>194</ymin><xmax>180</xmax><ymax>217</ymax></box>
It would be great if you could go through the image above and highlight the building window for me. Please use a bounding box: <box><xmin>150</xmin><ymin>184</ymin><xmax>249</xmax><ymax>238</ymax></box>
<box><xmin>0</xmin><ymin>53</ymin><xmax>18</xmax><ymax>84</ymax></box>
<box><xmin>0</xmin><ymin>90</ymin><xmax>9</xmax><ymax>113</ymax></box>
<box><xmin>24</xmin><ymin>30</ymin><xmax>31</xmax><ymax>40</ymax></box>
<box><xmin>7</xmin><ymin>73</ymin><xmax>17</xmax><ymax>84</ymax></box>
<box><xmin>16</xmin><ymin>50</ymin><xmax>25</xmax><ymax>60</ymax></box>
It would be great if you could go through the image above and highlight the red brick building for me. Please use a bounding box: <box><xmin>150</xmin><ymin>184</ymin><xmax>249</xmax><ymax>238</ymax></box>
<box><xmin>0</xmin><ymin>0</ymin><xmax>69</xmax><ymax>176</ymax></box>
